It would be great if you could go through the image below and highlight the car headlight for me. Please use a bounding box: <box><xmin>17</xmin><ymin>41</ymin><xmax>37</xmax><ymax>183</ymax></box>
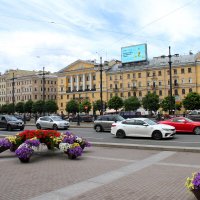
<box><xmin>162</xmin><ymin>128</ymin><xmax>172</xmax><ymax>131</ymax></box>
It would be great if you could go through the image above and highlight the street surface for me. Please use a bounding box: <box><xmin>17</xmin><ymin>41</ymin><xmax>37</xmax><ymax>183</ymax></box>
<box><xmin>0</xmin><ymin>124</ymin><xmax>200</xmax><ymax>148</ymax></box>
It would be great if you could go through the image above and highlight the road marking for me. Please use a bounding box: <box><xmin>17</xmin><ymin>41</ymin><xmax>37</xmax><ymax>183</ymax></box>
<box><xmin>30</xmin><ymin>151</ymin><xmax>175</xmax><ymax>200</ymax></box>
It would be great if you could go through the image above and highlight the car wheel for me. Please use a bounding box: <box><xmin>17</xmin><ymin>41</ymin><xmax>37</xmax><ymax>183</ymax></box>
<box><xmin>193</xmin><ymin>127</ymin><xmax>200</xmax><ymax>135</ymax></box>
<box><xmin>53</xmin><ymin>124</ymin><xmax>58</xmax><ymax>130</ymax></box>
<box><xmin>95</xmin><ymin>125</ymin><xmax>102</xmax><ymax>132</ymax></box>
<box><xmin>116</xmin><ymin>130</ymin><xmax>126</xmax><ymax>138</ymax></box>
<box><xmin>20</xmin><ymin>126</ymin><xmax>24</xmax><ymax>131</ymax></box>
<box><xmin>152</xmin><ymin>131</ymin><xmax>162</xmax><ymax>140</ymax></box>
<box><xmin>7</xmin><ymin>125</ymin><xmax>12</xmax><ymax>131</ymax></box>
<box><xmin>36</xmin><ymin>124</ymin><xmax>41</xmax><ymax>129</ymax></box>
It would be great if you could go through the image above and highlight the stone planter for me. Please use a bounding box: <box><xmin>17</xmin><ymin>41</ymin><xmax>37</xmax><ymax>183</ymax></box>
<box><xmin>19</xmin><ymin>157</ymin><xmax>30</xmax><ymax>163</ymax></box>
<box><xmin>0</xmin><ymin>146</ymin><xmax>9</xmax><ymax>153</ymax></box>
<box><xmin>67</xmin><ymin>154</ymin><xmax>77</xmax><ymax>160</ymax></box>
<box><xmin>192</xmin><ymin>189</ymin><xmax>200</xmax><ymax>200</ymax></box>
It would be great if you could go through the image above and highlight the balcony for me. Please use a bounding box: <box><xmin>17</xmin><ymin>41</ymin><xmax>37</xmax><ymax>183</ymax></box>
<box><xmin>173</xmin><ymin>83</ymin><xmax>179</xmax><ymax>88</ymax></box>
<box><xmin>131</xmin><ymin>86</ymin><xmax>137</xmax><ymax>91</ymax></box>
<box><xmin>113</xmin><ymin>88</ymin><xmax>119</xmax><ymax>92</ymax></box>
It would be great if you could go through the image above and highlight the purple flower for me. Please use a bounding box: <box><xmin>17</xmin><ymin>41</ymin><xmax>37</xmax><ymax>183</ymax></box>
<box><xmin>193</xmin><ymin>172</ymin><xmax>200</xmax><ymax>189</ymax></box>
<box><xmin>0</xmin><ymin>138</ymin><xmax>12</xmax><ymax>148</ymax></box>
<box><xmin>63</xmin><ymin>131</ymin><xmax>73</xmax><ymax>136</ymax></box>
<box><xmin>25</xmin><ymin>139</ymin><xmax>40</xmax><ymax>147</ymax></box>
<box><xmin>15</xmin><ymin>145</ymin><xmax>33</xmax><ymax>159</ymax></box>
<box><xmin>62</xmin><ymin>135</ymin><xmax>75</xmax><ymax>144</ymax></box>
<box><xmin>68</xmin><ymin>146</ymin><xmax>83</xmax><ymax>157</ymax></box>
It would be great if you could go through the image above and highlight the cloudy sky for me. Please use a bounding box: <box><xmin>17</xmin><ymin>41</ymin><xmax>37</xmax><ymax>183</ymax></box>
<box><xmin>0</xmin><ymin>0</ymin><xmax>199</xmax><ymax>74</ymax></box>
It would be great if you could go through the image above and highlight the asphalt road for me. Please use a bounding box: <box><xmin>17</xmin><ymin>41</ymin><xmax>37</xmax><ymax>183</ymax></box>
<box><xmin>0</xmin><ymin>125</ymin><xmax>200</xmax><ymax>148</ymax></box>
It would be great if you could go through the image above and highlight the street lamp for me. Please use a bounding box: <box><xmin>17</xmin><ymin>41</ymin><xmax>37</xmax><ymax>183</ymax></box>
<box><xmin>11</xmin><ymin>73</ymin><xmax>17</xmax><ymax>114</ymax></box>
<box><xmin>161</xmin><ymin>46</ymin><xmax>179</xmax><ymax>115</ymax></box>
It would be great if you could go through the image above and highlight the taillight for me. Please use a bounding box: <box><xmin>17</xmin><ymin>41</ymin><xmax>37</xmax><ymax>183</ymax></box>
<box><xmin>111</xmin><ymin>124</ymin><xmax>116</xmax><ymax>127</ymax></box>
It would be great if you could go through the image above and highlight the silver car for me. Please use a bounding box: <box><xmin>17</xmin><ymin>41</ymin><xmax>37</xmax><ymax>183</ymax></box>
<box><xmin>36</xmin><ymin>116</ymin><xmax>70</xmax><ymax>130</ymax></box>
<box><xmin>94</xmin><ymin>114</ymin><xmax>124</xmax><ymax>132</ymax></box>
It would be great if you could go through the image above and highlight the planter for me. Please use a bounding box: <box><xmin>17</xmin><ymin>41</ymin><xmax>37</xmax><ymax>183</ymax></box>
<box><xmin>0</xmin><ymin>146</ymin><xmax>9</xmax><ymax>153</ymax></box>
<box><xmin>192</xmin><ymin>189</ymin><xmax>200</xmax><ymax>200</ymax></box>
<box><xmin>67</xmin><ymin>154</ymin><xmax>77</xmax><ymax>159</ymax></box>
<box><xmin>19</xmin><ymin>157</ymin><xmax>30</xmax><ymax>163</ymax></box>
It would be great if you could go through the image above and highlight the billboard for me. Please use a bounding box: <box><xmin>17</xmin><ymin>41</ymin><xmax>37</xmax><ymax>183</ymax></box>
<box><xmin>121</xmin><ymin>43</ymin><xmax>147</xmax><ymax>64</ymax></box>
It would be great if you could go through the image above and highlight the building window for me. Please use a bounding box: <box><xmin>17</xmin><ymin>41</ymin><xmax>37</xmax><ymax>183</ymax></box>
<box><xmin>158</xmin><ymin>71</ymin><xmax>162</xmax><ymax>76</ymax></box>
<box><xmin>61</xmin><ymin>103</ymin><xmax>63</xmax><ymax>107</ymax></box>
<box><xmin>138</xmin><ymin>82</ymin><xmax>141</xmax><ymax>87</ymax></box>
<box><xmin>128</xmin><ymin>92</ymin><xmax>131</xmax><ymax>97</ymax></box>
<box><xmin>159</xmin><ymin>90</ymin><xmax>162</xmax><ymax>96</ymax></box>
<box><xmin>67</xmin><ymin>95</ymin><xmax>69</xmax><ymax>99</ymax></box>
<box><xmin>61</xmin><ymin>95</ymin><xmax>63</xmax><ymax>99</ymax></box>
<box><xmin>147</xmin><ymin>82</ymin><xmax>150</xmax><ymax>87</ymax></box>
<box><xmin>133</xmin><ymin>73</ymin><xmax>136</xmax><ymax>78</ymax></box>
<box><xmin>147</xmin><ymin>72</ymin><xmax>150</xmax><ymax>77</ymax></box>
<box><xmin>93</xmin><ymin>76</ymin><xmax>96</xmax><ymax>80</ymax></box>
<box><xmin>120</xmin><ymin>93</ymin><xmax>123</xmax><ymax>97</ymax></box>
<box><xmin>110</xmin><ymin>93</ymin><xmax>112</xmax><ymax>98</ymax></box>
<box><xmin>138</xmin><ymin>73</ymin><xmax>141</xmax><ymax>78</ymax></box>
<box><xmin>128</xmin><ymin>83</ymin><xmax>130</xmax><ymax>88</ymax></box>
<box><xmin>181</xmin><ymin>68</ymin><xmax>184</xmax><ymax>74</ymax></box>
<box><xmin>110</xmin><ymin>84</ymin><xmax>112</xmax><ymax>89</ymax></box>
<box><xmin>189</xmin><ymin>78</ymin><xmax>192</xmax><ymax>83</ymax></box>
<box><xmin>139</xmin><ymin>91</ymin><xmax>142</xmax><ymax>96</ymax></box>
<box><xmin>153</xmin><ymin>72</ymin><xmax>156</xmax><ymax>77</ymax></box>
<box><xmin>188</xmin><ymin>68</ymin><xmax>192</xmax><ymax>73</ymax></box>
<box><xmin>189</xmin><ymin>88</ymin><xmax>192</xmax><ymax>92</ymax></box>
<box><xmin>182</xmin><ymin>79</ymin><xmax>185</xmax><ymax>83</ymax></box>
<box><xmin>182</xmin><ymin>89</ymin><xmax>185</xmax><ymax>95</ymax></box>
<box><xmin>174</xmin><ymin>89</ymin><xmax>178</xmax><ymax>95</ymax></box>
<box><xmin>127</xmin><ymin>74</ymin><xmax>130</xmax><ymax>79</ymax></box>
<box><xmin>159</xmin><ymin>81</ymin><xmax>162</xmax><ymax>86</ymax></box>
<box><xmin>173</xmin><ymin>69</ymin><xmax>177</xmax><ymax>75</ymax></box>
<box><xmin>110</xmin><ymin>76</ymin><xmax>112</xmax><ymax>81</ymax></box>
<box><xmin>120</xmin><ymin>83</ymin><xmax>122</xmax><ymax>88</ymax></box>
<box><xmin>120</xmin><ymin>75</ymin><xmax>122</xmax><ymax>80</ymax></box>
<box><xmin>133</xmin><ymin>92</ymin><xmax>136</xmax><ymax>97</ymax></box>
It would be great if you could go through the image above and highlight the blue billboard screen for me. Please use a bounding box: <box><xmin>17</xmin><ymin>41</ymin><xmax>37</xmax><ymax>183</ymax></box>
<box><xmin>121</xmin><ymin>44</ymin><xmax>147</xmax><ymax>63</ymax></box>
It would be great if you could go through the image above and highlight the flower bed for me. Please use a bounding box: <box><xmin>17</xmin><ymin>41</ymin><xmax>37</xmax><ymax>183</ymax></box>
<box><xmin>0</xmin><ymin>130</ymin><xmax>91</xmax><ymax>163</ymax></box>
<box><xmin>185</xmin><ymin>172</ymin><xmax>200</xmax><ymax>199</ymax></box>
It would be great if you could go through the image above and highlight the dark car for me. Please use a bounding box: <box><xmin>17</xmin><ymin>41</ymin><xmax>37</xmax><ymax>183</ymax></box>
<box><xmin>0</xmin><ymin>115</ymin><xmax>25</xmax><ymax>131</ymax></box>
<box><xmin>94</xmin><ymin>114</ymin><xmax>124</xmax><ymax>132</ymax></box>
<box><xmin>69</xmin><ymin>114</ymin><xmax>93</xmax><ymax>122</ymax></box>
<box><xmin>187</xmin><ymin>110</ymin><xmax>200</xmax><ymax>122</ymax></box>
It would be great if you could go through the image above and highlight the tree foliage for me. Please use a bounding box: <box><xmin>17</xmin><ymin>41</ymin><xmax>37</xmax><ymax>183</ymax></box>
<box><xmin>108</xmin><ymin>96</ymin><xmax>123</xmax><ymax>112</ymax></box>
<box><xmin>142</xmin><ymin>92</ymin><xmax>160</xmax><ymax>112</ymax></box>
<box><xmin>44</xmin><ymin>100</ymin><xmax>58</xmax><ymax>113</ymax></box>
<box><xmin>32</xmin><ymin>100</ymin><xmax>45</xmax><ymax>114</ymax></box>
<box><xmin>79</xmin><ymin>99</ymin><xmax>91</xmax><ymax>113</ymax></box>
<box><xmin>160</xmin><ymin>96</ymin><xmax>175</xmax><ymax>112</ymax></box>
<box><xmin>93</xmin><ymin>100</ymin><xmax>107</xmax><ymax>113</ymax></box>
<box><xmin>182</xmin><ymin>92</ymin><xmax>200</xmax><ymax>110</ymax></box>
<box><xmin>124</xmin><ymin>96</ymin><xmax>141</xmax><ymax>111</ymax></box>
<box><xmin>24</xmin><ymin>100</ymin><xmax>33</xmax><ymax>114</ymax></box>
<box><xmin>15</xmin><ymin>102</ymin><xmax>25</xmax><ymax>113</ymax></box>
<box><xmin>65</xmin><ymin>99</ymin><xmax>79</xmax><ymax>114</ymax></box>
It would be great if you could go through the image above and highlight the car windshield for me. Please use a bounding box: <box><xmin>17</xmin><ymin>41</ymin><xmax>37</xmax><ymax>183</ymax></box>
<box><xmin>115</xmin><ymin>115</ymin><xmax>125</xmax><ymax>121</ymax></box>
<box><xmin>6</xmin><ymin>116</ymin><xmax>18</xmax><ymax>121</ymax></box>
<box><xmin>184</xmin><ymin>117</ymin><xmax>194</xmax><ymax>122</ymax></box>
<box><xmin>144</xmin><ymin>118</ymin><xmax>158</xmax><ymax>125</ymax></box>
<box><xmin>51</xmin><ymin>116</ymin><xmax>63</xmax><ymax>121</ymax></box>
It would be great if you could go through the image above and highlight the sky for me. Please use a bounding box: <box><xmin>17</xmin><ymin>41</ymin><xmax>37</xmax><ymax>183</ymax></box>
<box><xmin>0</xmin><ymin>0</ymin><xmax>200</xmax><ymax>74</ymax></box>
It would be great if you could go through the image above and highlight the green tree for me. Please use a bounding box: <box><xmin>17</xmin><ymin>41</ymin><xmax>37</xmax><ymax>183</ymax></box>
<box><xmin>93</xmin><ymin>100</ymin><xmax>107</xmax><ymax>114</ymax></box>
<box><xmin>124</xmin><ymin>96</ymin><xmax>141</xmax><ymax>111</ymax></box>
<box><xmin>65</xmin><ymin>99</ymin><xmax>79</xmax><ymax>114</ymax></box>
<box><xmin>15</xmin><ymin>102</ymin><xmax>25</xmax><ymax>113</ymax></box>
<box><xmin>1</xmin><ymin>104</ymin><xmax>8</xmax><ymax>114</ymax></box>
<box><xmin>24</xmin><ymin>100</ymin><xmax>33</xmax><ymax>114</ymax></box>
<box><xmin>32</xmin><ymin>100</ymin><xmax>45</xmax><ymax>114</ymax></box>
<box><xmin>44</xmin><ymin>100</ymin><xmax>58</xmax><ymax>114</ymax></box>
<box><xmin>160</xmin><ymin>96</ymin><xmax>175</xmax><ymax>112</ymax></box>
<box><xmin>142</xmin><ymin>92</ymin><xmax>160</xmax><ymax>113</ymax></box>
<box><xmin>108</xmin><ymin>96</ymin><xmax>123</xmax><ymax>113</ymax></box>
<box><xmin>183</xmin><ymin>92</ymin><xmax>200</xmax><ymax>110</ymax></box>
<box><xmin>7</xmin><ymin>103</ymin><xmax>15</xmax><ymax>114</ymax></box>
<box><xmin>79</xmin><ymin>99</ymin><xmax>91</xmax><ymax>113</ymax></box>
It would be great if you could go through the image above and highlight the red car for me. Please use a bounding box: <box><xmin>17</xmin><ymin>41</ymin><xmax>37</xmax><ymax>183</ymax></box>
<box><xmin>159</xmin><ymin>117</ymin><xmax>200</xmax><ymax>134</ymax></box>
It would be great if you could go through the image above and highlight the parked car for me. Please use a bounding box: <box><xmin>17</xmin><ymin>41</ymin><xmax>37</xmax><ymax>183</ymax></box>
<box><xmin>36</xmin><ymin>116</ymin><xmax>70</xmax><ymax>130</ymax></box>
<box><xmin>0</xmin><ymin>115</ymin><xmax>25</xmax><ymax>131</ymax></box>
<box><xmin>111</xmin><ymin>118</ymin><xmax>176</xmax><ymax>140</ymax></box>
<box><xmin>119</xmin><ymin>111</ymin><xmax>142</xmax><ymax>119</ymax></box>
<box><xmin>69</xmin><ymin>114</ymin><xmax>93</xmax><ymax>122</ymax></box>
<box><xmin>94</xmin><ymin>114</ymin><xmax>124</xmax><ymax>132</ymax></box>
<box><xmin>187</xmin><ymin>110</ymin><xmax>200</xmax><ymax>121</ymax></box>
<box><xmin>158</xmin><ymin>117</ymin><xmax>200</xmax><ymax>134</ymax></box>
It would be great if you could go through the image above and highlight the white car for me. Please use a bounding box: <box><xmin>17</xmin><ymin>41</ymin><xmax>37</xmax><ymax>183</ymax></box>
<box><xmin>111</xmin><ymin>118</ymin><xmax>176</xmax><ymax>140</ymax></box>
<box><xmin>36</xmin><ymin>116</ymin><xmax>70</xmax><ymax>130</ymax></box>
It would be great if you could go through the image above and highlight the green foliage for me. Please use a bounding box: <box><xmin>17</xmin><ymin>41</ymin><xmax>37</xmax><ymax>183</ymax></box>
<box><xmin>66</xmin><ymin>99</ymin><xmax>79</xmax><ymax>114</ymax></box>
<box><xmin>93</xmin><ymin>100</ymin><xmax>107</xmax><ymax>113</ymax></box>
<box><xmin>79</xmin><ymin>99</ymin><xmax>91</xmax><ymax>113</ymax></box>
<box><xmin>142</xmin><ymin>92</ymin><xmax>160</xmax><ymax>112</ymax></box>
<box><xmin>108</xmin><ymin>96</ymin><xmax>123</xmax><ymax>112</ymax></box>
<box><xmin>124</xmin><ymin>96</ymin><xmax>141</xmax><ymax>111</ymax></box>
<box><xmin>7</xmin><ymin>103</ymin><xmax>14</xmax><ymax>114</ymax></box>
<box><xmin>44</xmin><ymin>100</ymin><xmax>58</xmax><ymax>113</ymax></box>
<box><xmin>32</xmin><ymin>100</ymin><xmax>45</xmax><ymax>114</ymax></box>
<box><xmin>24</xmin><ymin>100</ymin><xmax>33</xmax><ymax>113</ymax></box>
<box><xmin>160</xmin><ymin>96</ymin><xmax>175</xmax><ymax>112</ymax></box>
<box><xmin>15</xmin><ymin>102</ymin><xmax>25</xmax><ymax>113</ymax></box>
<box><xmin>1</xmin><ymin>104</ymin><xmax>8</xmax><ymax>114</ymax></box>
<box><xmin>182</xmin><ymin>92</ymin><xmax>200</xmax><ymax>110</ymax></box>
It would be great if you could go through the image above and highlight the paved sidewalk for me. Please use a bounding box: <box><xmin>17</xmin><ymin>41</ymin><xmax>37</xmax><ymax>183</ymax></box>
<box><xmin>0</xmin><ymin>146</ymin><xmax>198</xmax><ymax>200</ymax></box>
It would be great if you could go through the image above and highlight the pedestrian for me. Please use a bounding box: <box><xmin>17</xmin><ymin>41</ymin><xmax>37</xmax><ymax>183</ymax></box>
<box><xmin>23</xmin><ymin>113</ymin><xmax>26</xmax><ymax>124</ymax></box>
<box><xmin>35</xmin><ymin>113</ymin><xmax>38</xmax><ymax>123</ymax></box>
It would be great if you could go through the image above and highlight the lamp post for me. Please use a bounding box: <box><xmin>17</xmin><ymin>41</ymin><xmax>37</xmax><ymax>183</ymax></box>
<box><xmin>11</xmin><ymin>73</ymin><xmax>17</xmax><ymax>114</ymax></box>
<box><xmin>100</xmin><ymin>57</ymin><xmax>103</xmax><ymax>115</ymax></box>
<box><xmin>161</xmin><ymin>46</ymin><xmax>179</xmax><ymax>115</ymax></box>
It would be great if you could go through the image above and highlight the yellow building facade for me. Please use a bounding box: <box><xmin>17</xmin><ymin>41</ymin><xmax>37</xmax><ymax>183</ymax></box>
<box><xmin>57</xmin><ymin>53</ymin><xmax>200</xmax><ymax>114</ymax></box>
